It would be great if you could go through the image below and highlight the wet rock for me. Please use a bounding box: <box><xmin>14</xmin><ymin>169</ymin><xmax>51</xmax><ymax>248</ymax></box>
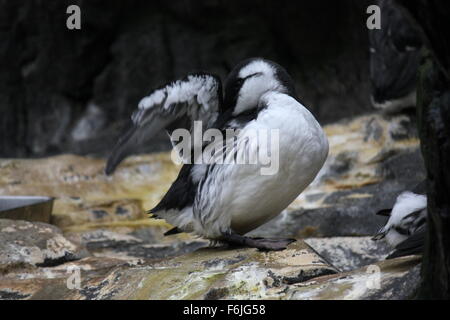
<box><xmin>287</xmin><ymin>256</ymin><xmax>421</xmax><ymax>300</ymax></box>
<box><xmin>51</xmin><ymin>198</ymin><xmax>145</xmax><ymax>230</ymax></box>
<box><xmin>0</xmin><ymin>289</ymin><xmax>31</xmax><ymax>300</ymax></box>
<box><xmin>305</xmin><ymin>237</ymin><xmax>391</xmax><ymax>272</ymax></box>
<box><xmin>366</xmin><ymin>264</ymin><xmax>421</xmax><ymax>300</ymax></box>
<box><xmin>0</xmin><ymin>153</ymin><xmax>179</xmax><ymax>232</ymax></box>
<box><xmin>75</xmin><ymin>230</ymin><xmax>145</xmax><ymax>251</ymax></box>
<box><xmin>68</xmin><ymin>229</ymin><xmax>208</xmax><ymax>261</ymax></box>
<box><xmin>0</xmin><ymin>241</ymin><xmax>337</xmax><ymax>300</ymax></box>
<box><xmin>0</xmin><ymin>219</ymin><xmax>87</xmax><ymax>273</ymax></box>
<box><xmin>0</xmin><ymin>242</ymin><xmax>420</xmax><ymax>300</ymax></box>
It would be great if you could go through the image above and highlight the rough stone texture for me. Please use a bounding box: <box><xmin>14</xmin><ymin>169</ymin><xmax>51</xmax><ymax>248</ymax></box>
<box><xmin>67</xmin><ymin>229</ymin><xmax>208</xmax><ymax>261</ymax></box>
<box><xmin>395</xmin><ymin>0</ymin><xmax>450</xmax><ymax>299</ymax></box>
<box><xmin>0</xmin><ymin>219</ymin><xmax>87</xmax><ymax>273</ymax></box>
<box><xmin>0</xmin><ymin>0</ymin><xmax>373</xmax><ymax>158</ymax></box>
<box><xmin>0</xmin><ymin>241</ymin><xmax>337</xmax><ymax>300</ymax></box>
<box><xmin>0</xmin><ymin>243</ymin><xmax>420</xmax><ymax>300</ymax></box>
<box><xmin>288</xmin><ymin>256</ymin><xmax>421</xmax><ymax>300</ymax></box>
<box><xmin>305</xmin><ymin>237</ymin><xmax>391</xmax><ymax>272</ymax></box>
<box><xmin>0</xmin><ymin>153</ymin><xmax>178</xmax><ymax>231</ymax></box>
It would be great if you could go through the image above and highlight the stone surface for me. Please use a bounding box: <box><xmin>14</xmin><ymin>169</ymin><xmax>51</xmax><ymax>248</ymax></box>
<box><xmin>0</xmin><ymin>153</ymin><xmax>178</xmax><ymax>232</ymax></box>
<box><xmin>287</xmin><ymin>256</ymin><xmax>421</xmax><ymax>300</ymax></box>
<box><xmin>0</xmin><ymin>241</ymin><xmax>338</xmax><ymax>300</ymax></box>
<box><xmin>0</xmin><ymin>242</ymin><xmax>421</xmax><ymax>300</ymax></box>
<box><xmin>67</xmin><ymin>229</ymin><xmax>208</xmax><ymax>261</ymax></box>
<box><xmin>0</xmin><ymin>219</ymin><xmax>87</xmax><ymax>273</ymax></box>
<box><xmin>305</xmin><ymin>237</ymin><xmax>391</xmax><ymax>272</ymax></box>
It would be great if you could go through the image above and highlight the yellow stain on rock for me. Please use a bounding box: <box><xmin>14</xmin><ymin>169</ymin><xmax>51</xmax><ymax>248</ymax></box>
<box><xmin>0</xmin><ymin>152</ymin><xmax>180</xmax><ymax>232</ymax></box>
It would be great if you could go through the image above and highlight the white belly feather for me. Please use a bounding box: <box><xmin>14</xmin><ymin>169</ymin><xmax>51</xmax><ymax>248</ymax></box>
<box><xmin>193</xmin><ymin>92</ymin><xmax>329</xmax><ymax>238</ymax></box>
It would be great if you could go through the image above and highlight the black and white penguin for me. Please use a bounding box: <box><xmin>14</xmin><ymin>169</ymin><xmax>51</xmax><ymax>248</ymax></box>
<box><xmin>372</xmin><ymin>181</ymin><xmax>427</xmax><ymax>259</ymax></box>
<box><xmin>105</xmin><ymin>58</ymin><xmax>329</xmax><ymax>250</ymax></box>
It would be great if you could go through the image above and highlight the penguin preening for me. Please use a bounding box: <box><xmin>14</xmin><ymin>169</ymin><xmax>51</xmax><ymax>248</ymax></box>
<box><xmin>105</xmin><ymin>58</ymin><xmax>329</xmax><ymax>251</ymax></box>
<box><xmin>369</xmin><ymin>0</ymin><xmax>422</xmax><ymax>113</ymax></box>
<box><xmin>372</xmin><ymin>181</ymin><xmax>427</xmax><ymax>259</ymax></box>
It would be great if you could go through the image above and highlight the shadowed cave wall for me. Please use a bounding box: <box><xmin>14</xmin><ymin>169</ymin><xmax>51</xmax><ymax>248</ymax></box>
<box><xmin>0</xmin><ymin>0</ymin><xmax>372</xmax><ymax>158</ymax></box>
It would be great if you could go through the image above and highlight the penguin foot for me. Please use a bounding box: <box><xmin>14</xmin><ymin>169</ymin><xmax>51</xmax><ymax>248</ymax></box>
<box><xmin>221</xmin><ymin>232</ymin><xmax>296</xmax><ymax>251</ymax></box>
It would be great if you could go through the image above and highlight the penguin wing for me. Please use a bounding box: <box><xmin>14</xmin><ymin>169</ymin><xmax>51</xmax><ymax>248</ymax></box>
<box><xmin>149</xmin><ymin>164</ymin><xmax>197</xmax><ymax>214</ymax></box>
<box><xmin>105</xmin><ymin>73</ymin><xmax>222</xmax><ymax>175</ymax></box>
<box><xmin>386</xmin><ymin>225</ymin><xmax>426</xmax><ymax>259</ymax></box>
<box><xmin>149</xmin><ymin>108</ymin><xmax>259</xmax><ymax>222</ymax></box>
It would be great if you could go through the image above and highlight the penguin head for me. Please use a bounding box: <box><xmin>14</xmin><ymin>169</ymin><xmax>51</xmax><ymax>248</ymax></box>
<box><xmin>223</xmin><ymin>58</ymin><xmax>297</xmax><ymax>115</ymax></box>
<box><xmin>372</xmin><ymin>191</ymin><xmax>427</xmax><ymax>246</ymax></box>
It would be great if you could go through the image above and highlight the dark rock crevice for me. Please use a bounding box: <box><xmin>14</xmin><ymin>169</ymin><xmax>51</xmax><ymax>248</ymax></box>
<box><xmin>396</xmin><ymin>0</ymin><xmax>450</xmax><ymax>299</ymax></box>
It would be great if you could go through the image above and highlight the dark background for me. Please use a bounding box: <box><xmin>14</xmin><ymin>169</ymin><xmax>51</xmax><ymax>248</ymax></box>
<box><xmin>1</xmin><ymin>0</ymin><xmax>373</xmax><ymax>158</ymax></box>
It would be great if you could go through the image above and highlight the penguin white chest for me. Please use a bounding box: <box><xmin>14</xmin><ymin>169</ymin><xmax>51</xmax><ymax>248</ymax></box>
<box><xmin>194</xmin><ymin>92</ymin><xmax>329</xmax><ymax>238</ymax></box>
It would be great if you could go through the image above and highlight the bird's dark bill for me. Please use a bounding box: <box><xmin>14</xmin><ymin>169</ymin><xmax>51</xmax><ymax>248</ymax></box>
<box><xmin>376</xmin><ymin>208</ymin><xmax>392</xmax><ymax>216</ymax></box>
<box><xmin>372</xmin><ymin>229</ymin><xmax>387</xmax><ymax>241</ymax></box>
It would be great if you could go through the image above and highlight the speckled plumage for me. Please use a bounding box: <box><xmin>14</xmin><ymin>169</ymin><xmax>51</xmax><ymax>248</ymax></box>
<box><xmin>373</xmin><ymin>185</ymin><xmax>427</xmax><ymax>259</ymax></box>
<box><xmin>107</xmin><ymin>58</ymin><xmax>329</xmax><ymax>247</ymax></box>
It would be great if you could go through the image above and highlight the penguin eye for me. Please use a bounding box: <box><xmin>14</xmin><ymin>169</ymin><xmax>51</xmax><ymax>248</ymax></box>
<box><xmin>236</xmin><ymin>78</ymin><xmax>245</xmax><ymax>86</ymax></box>
<box><xmin>237</xmin><ymin>72</ymin><xmax>262</xmax><ymax>86</ymax></box>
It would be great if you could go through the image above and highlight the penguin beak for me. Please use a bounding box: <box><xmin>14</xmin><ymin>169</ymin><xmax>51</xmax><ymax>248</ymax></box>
<box><xmin>372</xmin><ymin>227</ymin><xmax>388</xmax><ymax>241</ymax></box>
<box><xmin>376</xmin><ymin>208</ymin><xmax>392</xmax><ymax>217</ymax></box>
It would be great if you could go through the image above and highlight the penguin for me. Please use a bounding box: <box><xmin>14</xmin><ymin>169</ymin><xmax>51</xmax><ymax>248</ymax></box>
<box><xmin>372</xmin><ymin>181</ymin><xmax>427</xmax><ymax>259</ymax></box>
<box><xmin>105</xmin><ymin>58</ymin><xmax>329</xmax><ymax>251</ymax></box>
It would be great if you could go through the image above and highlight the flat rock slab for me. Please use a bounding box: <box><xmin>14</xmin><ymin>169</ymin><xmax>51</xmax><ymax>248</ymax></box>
<box><xmin>0</xmin><ymin>219</ymin><xmax>87</xmax><ymax>273</ymax></box>
<box><xmin>305</xmin><ymin>237</ymin><xmax>391</xmax><ymax>272</ymax></box>
<box><xmin>67</xmin><ymin>229</ymin><xmax>208</xmax><ymax>261</ymax></box>
<box><xmin>287</xmin><ymin>255</ymin><xmax>421</xmax><ymax>300</ymax></box>
<box><xmin>0</xmin><ymin>241</ymin><xmax>338</xmax><ymax>300</ymax></box>
<box><xmin>0</xmin><ymin>153</ymin><xmax>178</xmax><ymax>232</ymax></box>
<box><xmin>0</xmin><ymin>241</ymin><xmax>421</xmax><ymax>300</ymax></box>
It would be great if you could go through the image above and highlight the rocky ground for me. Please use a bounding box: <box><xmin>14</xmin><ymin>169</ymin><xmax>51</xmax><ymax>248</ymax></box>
<box><xmin>0</xmin><ymin>112</ymin><xmax>424</xmax><ymax>300</ymax></box>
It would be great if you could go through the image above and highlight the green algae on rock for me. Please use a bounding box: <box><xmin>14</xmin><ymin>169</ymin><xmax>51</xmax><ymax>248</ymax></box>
<box><xmin>0</xmin><ymin>240</ymin><xmax>421</xmax><ymax>300</ymax></box>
